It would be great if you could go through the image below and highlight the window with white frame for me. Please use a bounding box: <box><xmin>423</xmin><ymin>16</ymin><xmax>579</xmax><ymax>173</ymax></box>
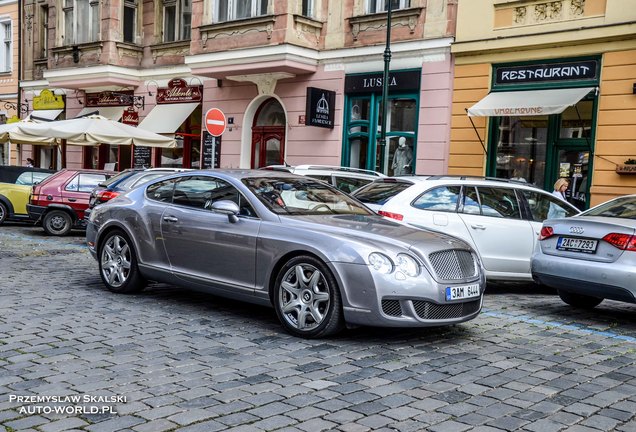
<box><xmin>216</xmin><ymin>0</ymin><xmax>268</xmax><ymax>22</ymax></box>
<box><xmin>63</xmin><ymin>0</ymin><xmax>100</xmax><ymax>45</ymax></box>
<box><xmin>123</xmin><ymin>0</ymin><xmax>138</xmax><ymax>43</ymax></box>
<box><xmin>163</xmin><ymin>0</ymin><xmax>191</xmax><ymax>42</ymax></box>
<box><xmin>0</xmin><ymin>21</ymin><xmax>10</xmax><ymax>72</ymax></box>
<box><xmin>367</xmin><ymin>0</ymin><xmax>410</xmax><ymax>14</ymax></box>
<box><xmin>301</xmin><ymin>0</ymin><xmax>314</xmax><ymax>18</ymax></box>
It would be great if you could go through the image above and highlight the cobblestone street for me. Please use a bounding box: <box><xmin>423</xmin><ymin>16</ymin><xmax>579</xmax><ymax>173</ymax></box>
<box><xmin>2</xmin><ymin>223</ymin><xmax>636</xmax><ymax>431</ymax></box>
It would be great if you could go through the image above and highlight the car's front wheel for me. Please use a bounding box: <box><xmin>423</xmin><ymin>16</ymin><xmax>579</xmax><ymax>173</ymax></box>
<box><xmin>98</xmin><ymin>230</ymin><xmax>146</xmax><ymax>294</ymax></box>
<box><xmin>0</xmin><ymin>202</ymin><xmax>7</xmax><ymax>225</ymax></box>
<box><xmin>43</xmin><ymin>210</ymin><xmax>73</xmax><ymax>236</ymax></box>
<box><xmin>274</xmin><ymin>255</ymin><xmax>344</xmax><ymax>338</ymax></box>
<box><xmin>558</xmin><ymin>289</ymin><xmax>603</xmax><ymax>309</ymax></box>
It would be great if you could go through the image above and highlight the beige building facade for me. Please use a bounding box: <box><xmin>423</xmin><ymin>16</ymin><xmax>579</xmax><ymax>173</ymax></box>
<box><xmin>450</xmin><ymin>0</ymin><xmax>636</xmax><ymax>208</ymax></box>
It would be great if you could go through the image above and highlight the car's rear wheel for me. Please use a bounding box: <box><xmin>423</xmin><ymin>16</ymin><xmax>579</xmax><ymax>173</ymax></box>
<box><xmin>98</xmin><ymin>230</ymin><xmax>146</xmax><ymax>294</ymax></box>
<box><xmin>43</xmin><ymin>210</ymin><xmax>73</xmax><ymax>236</ymax></box>
<box><xmin>558</xmin><ymin>289</ymin><xmax>603</xmax><ymax>309</ymax></box>
<box><xmin>274</xmin><ymin>255</ymin><xmax>344</xmax><ymax>338</ymax></box>
<box><xmin>0</xmin><ymin>202</ymin><xmax>7</xmax><ymax>225</ymax></box>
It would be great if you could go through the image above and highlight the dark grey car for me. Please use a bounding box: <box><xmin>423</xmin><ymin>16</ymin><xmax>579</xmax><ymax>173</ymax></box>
<box><xmin>86</xmin><ymin>170</ymin><xmax>485</xmax><ymax>338</ymax></box>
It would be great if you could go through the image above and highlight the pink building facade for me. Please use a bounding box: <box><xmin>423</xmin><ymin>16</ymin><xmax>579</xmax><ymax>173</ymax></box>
<box><xmin>19</xmin><ymin>0</ymin><xmax>457</xmax><ymax>175</ymax></box>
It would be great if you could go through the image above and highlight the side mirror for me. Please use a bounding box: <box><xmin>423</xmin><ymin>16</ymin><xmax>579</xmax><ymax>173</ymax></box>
<box><xmin>210</xmin><ymin>199</ymin><xmax>240</xmax><ymax>223</ymax></box>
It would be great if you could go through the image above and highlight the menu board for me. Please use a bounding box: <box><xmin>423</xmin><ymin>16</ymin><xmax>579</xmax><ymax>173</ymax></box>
<box><xmin>133</xmin><ymin>146</ymin><xmax>152</xmax><ymax>168</ymax></box>
<box><xmin>202</xmin><ymin>132</ymin><xmax>221</xmax><ymax>169</ymax></box>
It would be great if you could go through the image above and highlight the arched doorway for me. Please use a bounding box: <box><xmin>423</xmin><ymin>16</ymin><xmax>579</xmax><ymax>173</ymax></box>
<box><xmin>251</xmin><ymin>98</ymin><xmax>286</xmax><ymax>168</ymax></box>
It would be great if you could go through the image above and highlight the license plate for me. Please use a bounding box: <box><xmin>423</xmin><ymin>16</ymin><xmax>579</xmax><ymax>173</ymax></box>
<box><xmin>446</xmin><ymin>284</ymin><xmax>480</xmax><ymax>301</ymax></box>
<box><xmin>556</xmin><ymin>237</ymin><xmax>598</xmax><ymax>254</ymax></box>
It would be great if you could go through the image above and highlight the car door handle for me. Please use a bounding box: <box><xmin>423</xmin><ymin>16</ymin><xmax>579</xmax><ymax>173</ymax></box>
<box><xmin>163</xmin><ymin>216</ymin><xmax>178</xmax><ymax>223</ymax></box>
<box><xmin>470</xmin><ymin>224</ymin><xmax>486</xmax><ymax>230</ymax></box>
<box><xmin>68</xmin><ymin>198</ymin><xmax>77</xmax><ymax>202</ymax></box>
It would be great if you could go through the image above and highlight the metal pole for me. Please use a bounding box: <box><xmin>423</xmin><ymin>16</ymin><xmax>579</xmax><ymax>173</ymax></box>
<box><xmin>378</xmin><ymin>1</ymin><xmax>392</xmax><ymax>173</ymax></box>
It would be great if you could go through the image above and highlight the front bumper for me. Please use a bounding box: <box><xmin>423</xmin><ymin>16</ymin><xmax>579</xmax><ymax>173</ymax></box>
<box><xmin>86</xmin><ymin>221</ymin><xmax>99</xmax><ymax>260</ymax></box>
<box><xmin>331</xmin><ymin>261</ymin><xmax>485</xmax><ymax>328</ymax></box>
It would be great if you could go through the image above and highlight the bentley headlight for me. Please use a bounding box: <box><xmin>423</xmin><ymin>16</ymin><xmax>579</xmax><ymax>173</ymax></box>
<box><xmin>368</xmin><ymin>252</ymin><xmax>393</xmax><ymax>274</ymax></box>
<box><xmin>396</xmin><ymin>254</ymin><xmax>420</xmax><ymax>277</ymax></box>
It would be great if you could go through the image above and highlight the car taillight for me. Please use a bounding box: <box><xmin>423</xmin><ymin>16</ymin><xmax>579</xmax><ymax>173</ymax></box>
<box><xmin>538</xmin><ymin>226</ymin><xmax>554</xmax><ymax>241</ymax></box>
<box><xmin>97</xmin><ymin>190</ymin><xmax>120</xmax><ymax>202</ymax></box>
<box><xmin>602</xmin><ymin>233</ymin><xmax>636</xmax><ymax>251</ymax></box>
<box><xmin>378</xmin><ymin>210</ymin><xmax>403</xmax><ymax>221</ymax></box>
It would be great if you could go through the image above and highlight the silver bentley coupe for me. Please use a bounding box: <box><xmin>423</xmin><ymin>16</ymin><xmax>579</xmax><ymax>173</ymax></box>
<box><xmin>86</xmin><ymin>170</ymin><xmax>485</xmax><ymax>338</ymax></box>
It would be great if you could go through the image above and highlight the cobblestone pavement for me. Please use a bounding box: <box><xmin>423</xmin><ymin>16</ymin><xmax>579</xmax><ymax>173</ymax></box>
<box><xmin>2</xmin><ymin>223</ymin><xmax>636</xmax><ymax>432</ymax></box>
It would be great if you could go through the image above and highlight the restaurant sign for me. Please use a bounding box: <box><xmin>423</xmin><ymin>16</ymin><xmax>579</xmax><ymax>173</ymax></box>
<box><xmin>122</xmin><ymin>107</ymin><xmax>139</xmax><ymax>126</ymax></box>
<box><xmin>306</xmin><ymin>87</ymin><xmax>335</xmax><ymax>129</ymax></box>
<box><xmin>156</xmin><ymin>78</ymin><xmax>203</xmax><ymax>104</ymax></box>
<box><xmin>33</xmin><ymin>89</ymin><xmax>65</xmax><ymax>110</ymax></box>
<box><xmin>86</xmin><ymin>91</ymin><xmax>135</xmax><ymax>107</ymax></box>
<box><xmin>494</xmin><ymin>60</ymin><xmax>599</xmax><ymax>87</ymax></box>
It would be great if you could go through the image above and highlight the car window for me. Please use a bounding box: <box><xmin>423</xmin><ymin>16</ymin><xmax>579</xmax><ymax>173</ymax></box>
<box><xmin>522</xmin><ymin>190</ymin><xmax>578</xmax><ymax>221</ymax></box>
<box><xmin>172</xmin><ymin>176</ymin><xmax>257</xmax><ymax>217</ymax></box>
<box><xmin>31</xmin><ymin>172</ymin><xmax>53</xmax><ymax>185</ymax></box>
<box><xmin>412</xmin><ymin>186</ymin><xmax>460</xmax><ymax>212</ymax></box>
<box><xmin>146</xmin><ymin>178</ymin><xmax>175</xmax><ymax>202</ymax></box>
<box><xmin>334</xmin><ymin>176</ymin><xmax>372</xmax><ymax>194</ymax></box>
<box><xmin>65</xmin><ymin>173</ymin><xmax>108</xmax><ymax>193</ymax></box>
<box><xmin>476</xmin><ymin>187</ymin><xmax>521</xmax><ymax>219</ymax></box>
<box><xmin>582</xmin><ymin>196</ymin><xmax>636</xmax><ymax>219</ymax></box>
<box><xmin>461</xmin><ymin>187</ymin><xmax>481</xmax><ymax>215</ymax></box>
<box><xmin>352</xmin><ymin>181</ymin><xmax>412</xmax><ymax>206</ymax></box>
<box><xmin>14</xmin><ymin>172</ymin><xmax>34</xmax><ymax>185</ymax></box>
<box><xmin>122</xmin><ymin>173</ymin><xmax>171</xmax><ymax>190</ymax></box>
<box><xmin>305</xmin><ymin>175</ymin><xmax>332</xmax><ymax>184</ymax></box>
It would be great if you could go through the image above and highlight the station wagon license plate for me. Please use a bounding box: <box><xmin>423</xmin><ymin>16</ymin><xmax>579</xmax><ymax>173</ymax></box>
<box><xmin>556</xmin><ymin>237</ymin><xmax>598</xmax><ymax>254</ymax></box>
<box><xmin>446</xmin><ymin>284</ymin><xmax>480</xmax><ymax>301</ymax></box>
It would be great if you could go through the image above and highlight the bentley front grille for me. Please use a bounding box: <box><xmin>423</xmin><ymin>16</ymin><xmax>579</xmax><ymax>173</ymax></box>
<box><xmin>428</xmin><ymin>250</ymin><xmax>478</xmax><ymax>281</ymax></box>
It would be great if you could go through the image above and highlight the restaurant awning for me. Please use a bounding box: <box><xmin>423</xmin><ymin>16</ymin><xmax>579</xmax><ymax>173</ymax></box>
<box><xmin>467</xmin><ymin>87</ymin><xmax>595</xmax><ymax>117</ymax></box>
<box><xmin>75</xmin><ymin>106</ymin><xmax>126</xmax><ymax>121</ymax></box>
<box><xmin>138</xmin><ymin>102</ymin><xmax>199</xmax><ymax>134</ymax></box>
<box><xmin>27</xmin><ymin>109</ymin><xmax>64</xmax><ymax>121</ymax></box>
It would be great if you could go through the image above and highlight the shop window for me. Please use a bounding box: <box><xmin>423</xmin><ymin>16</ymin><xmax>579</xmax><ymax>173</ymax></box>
<box><xmin>559</xmin><ymin>99</ymin><xmax>593</xmax><ymax>139</ymax></box>
<box><xmin>216</xmin><ymin>0</ymin><xmax>268</xmax><ymax>22</ymax></box>
<box><xmin>63</xmin><ymin>0</ymin><xmax>100</xmax><ymax>45</ymax></box>
<box><xmin>0</xmin><ymin>21</ymin><xmax>11</xmax><ymax>72</ymax></box>
<box><xmin>367</xmin><ymin>0</ymin><xmax>410</xmax><ymax>14</ymax></box>
<box><xmin>163</xmin><ymin>0</ymin><xmax>191</xmax><ymax>42</ymax></box>
<box><xmin>123</xmin><ymin>0</ymin><xmax>138</xmax><ymax>44</ymax></box>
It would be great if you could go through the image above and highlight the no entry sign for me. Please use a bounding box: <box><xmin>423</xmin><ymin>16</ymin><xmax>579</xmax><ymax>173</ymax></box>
<box><xmin>205</xmin><ymin>108</ymin><xmax>227</xmax><ymax>137</ymax></box>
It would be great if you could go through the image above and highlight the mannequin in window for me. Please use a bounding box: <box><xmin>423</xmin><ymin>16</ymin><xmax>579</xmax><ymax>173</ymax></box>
<box><xmin>392</xmin><ymin>137</ymin><xmax>413</xmax><ymax>176</ymax></box>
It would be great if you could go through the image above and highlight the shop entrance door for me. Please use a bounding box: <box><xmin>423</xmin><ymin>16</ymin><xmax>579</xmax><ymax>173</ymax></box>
<box><xmin>251</xmin><ymin>98</ymin><xmax>286</xmax><ymax>168</ymax></box>
<box><xmin>552</xmin><ymin>147</ymin><xmax>590</xmax><ymax>211</ymax></box>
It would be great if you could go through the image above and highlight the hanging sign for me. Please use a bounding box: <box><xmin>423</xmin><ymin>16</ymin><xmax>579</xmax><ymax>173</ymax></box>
<box><xmin>32</xmin><ymin>89</ymin><xmax>65</xmax><ymax>110</ymax></box>
<box><xmin>156</xmin><ymin>78</ymin><xmax>203</xmax><ymax>104</ymax></box>
<box><xmin>122</xmin><ymin>107</ymin><xmax>139</xmax><ymax>126</ymax></box>
<box><xmin>306</xmin><ymin>87</ymin><xmax>335</xmax><ymax>129</ymax></box>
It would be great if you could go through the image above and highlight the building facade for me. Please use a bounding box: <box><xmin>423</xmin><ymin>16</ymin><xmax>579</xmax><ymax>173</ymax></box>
<box><xmin>0</xmin><ymin>0</ymin><xmax>19</xmax><ymax>165</ymax></box>
<box><xmin>450</xmin><ymin>0</ymin><xmax>636</xmax><ymax>208</ymax></box>
<box><xmin>19</xmin><ymin>0</ymin><xmax>459</xmax><ymax>176</ymax></box>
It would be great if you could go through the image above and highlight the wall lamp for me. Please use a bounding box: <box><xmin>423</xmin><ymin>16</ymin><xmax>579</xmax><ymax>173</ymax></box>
<box><xmin>146</xmin><ymin>80</ymin><xmax>159</xmax><ymax>96</ymax></box>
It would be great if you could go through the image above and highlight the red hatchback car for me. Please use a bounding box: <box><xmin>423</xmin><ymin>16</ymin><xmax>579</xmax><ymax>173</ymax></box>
<box><xmin>27</xmin><ymin>169</ymin><xmax>116</xmax><ymax>236</ymax></box>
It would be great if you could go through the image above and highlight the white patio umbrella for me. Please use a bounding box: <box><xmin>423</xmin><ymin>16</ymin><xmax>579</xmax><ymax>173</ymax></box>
<box><xmin>11</xmin><ymin>115</ymin><xmax>176</xmax><ymax>148</ymax></box>
<box><xmin>0</xmin><ymin>119</ymin><xmax>59</xmax><ymax>145</ymax></box>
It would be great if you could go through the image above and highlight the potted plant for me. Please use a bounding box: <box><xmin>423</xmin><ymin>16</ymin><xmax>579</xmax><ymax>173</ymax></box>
<box><xmin>616</xmin><ymin>158</ymin><xmax>636</xmax><ymax>175</ymax></box>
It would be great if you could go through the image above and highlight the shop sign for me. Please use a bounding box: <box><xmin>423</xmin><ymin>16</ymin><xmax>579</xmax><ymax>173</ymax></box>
<box><xmin>494</xmin><ymin>60</ymin><xmax>599</xmax><ymax>87</ymax></box>
<box><xmin>32</xmin><ymin>89</ymin><xmax>65</xmax><ymax>110</ymax></box>
<box><xmin>345</xmin><ymin>70</ymin><xmax>421</xmax><ymax>94</ymax></box>
<box><xmin>156</xmin><ymin>78</ymin><xmax>203</xmax><ymax>104</ymax></box>
<box><xmin>86</xmin><ymin>91</ymin><xmax>134</xmax><ymax>107</ymax></box>
<box><xmin>122</xmin><ymin>107</ymin><xmax>139</xmax><ymax>126</ymax></box>
<box><xmin>305</xmin><ymin>87</ymin><xmax>335</xmax><ymax>129</ymax></box>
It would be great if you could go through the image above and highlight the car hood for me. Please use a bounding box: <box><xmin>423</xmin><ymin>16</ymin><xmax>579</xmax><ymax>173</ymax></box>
<box><xmin>280</xmin><ymin>214</ymin><xmax>472</xmax><ymax>255</ymax></box>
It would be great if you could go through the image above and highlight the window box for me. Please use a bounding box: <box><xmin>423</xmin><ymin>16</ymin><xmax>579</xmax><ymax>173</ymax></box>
<box><xmin>616</xmin><ymin>164</ymin><xmax>636</xmax><ymax>175</ymax></box>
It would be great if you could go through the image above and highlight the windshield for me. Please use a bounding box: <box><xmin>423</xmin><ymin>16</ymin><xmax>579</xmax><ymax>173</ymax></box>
<box><xmin>243</xmin><ymin>177</ymin><xmax>373</xmax><ymax>216</ymax></box>
<box><xmin>582</xmin><ymin>196</ymin><xmax>636</xmax><ymax>220</ymax></box>
<box><xmin>353</xmin><ymin>181</ymin><xmax>412</xmax><ymax>205</ymax></box>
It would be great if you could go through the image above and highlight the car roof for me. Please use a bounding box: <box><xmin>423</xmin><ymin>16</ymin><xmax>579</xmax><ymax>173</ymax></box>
<box><xmin>368</xmin><ymin>175</ymin><xmax>548</xmax><ymax>190</ymax></box>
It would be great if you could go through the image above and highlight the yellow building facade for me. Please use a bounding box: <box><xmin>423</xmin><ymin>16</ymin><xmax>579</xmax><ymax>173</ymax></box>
<box><xmin>451</xmin><ymin>0</ymin><xmax>636</xmax><ymax>208</ymax></box>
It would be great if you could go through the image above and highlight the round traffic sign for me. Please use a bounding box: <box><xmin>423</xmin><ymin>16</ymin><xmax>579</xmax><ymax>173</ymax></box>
<box><xmin>205</xmin><ymin>108</ymin><xmax>227</xmax><ymax>137</ymax></box>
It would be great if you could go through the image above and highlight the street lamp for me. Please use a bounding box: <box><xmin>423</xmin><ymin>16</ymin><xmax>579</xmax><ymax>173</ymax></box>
<box><xmin>378</xmin><ymin>1</ymin><xmax>393</xmax><ymax>173</ymax></box>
